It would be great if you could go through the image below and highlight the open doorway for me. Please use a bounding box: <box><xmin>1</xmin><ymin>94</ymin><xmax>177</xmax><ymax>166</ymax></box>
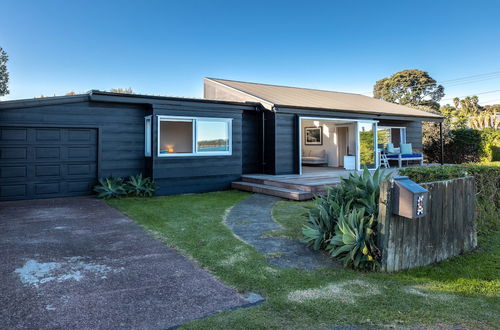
<box><xmin>299</xmin><ymin>117</ymin><xmax>378</xmax><ymax>175</ymax></box>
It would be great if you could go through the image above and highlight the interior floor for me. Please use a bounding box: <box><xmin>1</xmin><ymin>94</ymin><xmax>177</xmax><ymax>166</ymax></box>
<box><xmin>302</xmin><ymin>166</ymin><xmax>344</xmax><ymax>173</ymax></box>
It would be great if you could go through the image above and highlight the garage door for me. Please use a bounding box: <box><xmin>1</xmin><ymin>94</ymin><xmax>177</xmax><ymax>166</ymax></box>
<box><xmin>0</xmin><ymin>127</ymin><xmax>97</xmax><ymax>200</ymax></box>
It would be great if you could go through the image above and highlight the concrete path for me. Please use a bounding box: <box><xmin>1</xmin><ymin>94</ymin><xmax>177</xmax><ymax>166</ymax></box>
<box><xmin>0</xmin><ymin>197</ymin><xmax>254</xmax><ymax>330</ymax></box>
<box><xmin>226</xmin><ymin>194</ymin><xmax>338</xmax><ymax>270</ymax></box>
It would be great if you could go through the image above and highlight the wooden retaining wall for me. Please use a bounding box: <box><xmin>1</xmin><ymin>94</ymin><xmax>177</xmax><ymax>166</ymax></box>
<box><xmin>377</xmin><ymin>176</ymin><xmax>477</xmax><ymax>272</ymax></box>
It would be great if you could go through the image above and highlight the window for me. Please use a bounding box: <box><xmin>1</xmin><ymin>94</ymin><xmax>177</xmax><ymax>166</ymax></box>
<box><xmin>196</xmin><ymin>119</ymin><xmax>231</xmax><ymax>153</ymax></box>
<box><xmin>377</xmin><ymin>127</ymin><xmax>406</xmax><ymax>148</ymax></box>
<box><xmin>159</xmin><ymin>119</ymin><xmax>194</xmax><ymax>154</ymax></box>
<box><xmin>158</xmin><ymin>116</ymin><xmax>232</xmax><ymax>156</ymax></box>
<box><xmin>144</xmin><ymin>116</ymin><xmax>152</xmax><ymax>157</ymax></box>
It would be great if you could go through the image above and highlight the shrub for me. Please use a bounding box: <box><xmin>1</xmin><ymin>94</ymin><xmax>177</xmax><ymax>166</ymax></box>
<box><xmin>423</xmin><ymin>127</ymin><xmax>500</xmax><ymax>164</ymax></box>
<box><xmin>447</xmin><ymin>129</ymin><xmax>483</xmax><ymax>163</ymax></box>
<box><xmin>94</xmin><ymin>174</ymin><xmax>157</xmax><ymax>199</ymax></box>
<box><xmin>400</xmin><ymin>164</ymin><xmax>500</xmax><ymax>234</ymax></box>
<box><xmin>397</xmin><ymin>165</ymin><xmax>466</xmax><ymax>183</ymax></box>
<box><xmin>93</xmin><ymin>177</ymin><xmax>127</xmax><ymax>200</ymax></box>
<box><xmin>480</xmin><ymin>128</ymin><xmax>500</xmax><ymax>162</ymax></box>
<box><xmin>302</xmin><ymin>189</ymin><xmax>350</xmax><ymax>250</ymax></box>
<box><xmin>327</xmin><ymin>208</ymin><xmax>380</xmax><ymax>271</ymax></box>
<box><xmin>302</xmin><ymin>167</ymin><xmax>391</xmax><ymax>270</ymax></box>
<box><xmin>126</xmin><ymin>174</ymin><xmax>157</xmax><ymax>197</ymax></box>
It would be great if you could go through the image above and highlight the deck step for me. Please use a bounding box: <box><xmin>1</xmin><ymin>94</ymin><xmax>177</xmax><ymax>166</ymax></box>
<box><xmin>241</xmin><ymin>175</ymin><xmax>339</xmax><ymax>193</ymax></box>
<box><xmin>231</xmin><ymin>181</ymin><xmax>314</xmax><ymax>201</ymax></box>
<box><xmin>241</xmin><ymin>176</ymin><xmax>313</xmax><ymax>192</ymax></box>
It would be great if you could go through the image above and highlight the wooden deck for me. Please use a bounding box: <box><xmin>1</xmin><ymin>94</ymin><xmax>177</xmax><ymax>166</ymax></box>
<box><xmin>231</xmin><ymin>169</ymin><xmax>348</xmax><ymax>200</ymax></box>
<box><xmin>232</xmin><ymin>166</ymin><xmax>400</xmax><ymax>200</ymax></box>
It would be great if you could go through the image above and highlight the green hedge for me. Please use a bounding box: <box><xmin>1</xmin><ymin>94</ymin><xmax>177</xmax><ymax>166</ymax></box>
<box><xmin>481</xmin><ymin>129</ymin><xmax>500</xmax><ymax>162</ymax></box>
<box><xmin>423</xmin><ymin>128</ymin><xmax>500</xmax><ymax>164</ymax></box>
<box><xmin>400</xmin><ymin>164</ymin><xmax>500</xmax><ymax>235</ymax></box>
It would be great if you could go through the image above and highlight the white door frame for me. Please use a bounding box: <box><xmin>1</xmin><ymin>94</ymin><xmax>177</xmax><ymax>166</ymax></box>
<box><xmin>356</xmin><ymin>120</ymin><xmax>379</xmax><ymax>171</ymax></box>
<box><xmin>298</xmin><ymin>116</ymin><xmax>379</xmax><ymax>175</ymax></box>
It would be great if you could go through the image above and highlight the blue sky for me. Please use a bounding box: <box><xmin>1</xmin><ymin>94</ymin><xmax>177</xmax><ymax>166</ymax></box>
<box><xmin>1</xmin><ymin>0</ymin><xmax>500</xmax><ymax>104</ymax></box>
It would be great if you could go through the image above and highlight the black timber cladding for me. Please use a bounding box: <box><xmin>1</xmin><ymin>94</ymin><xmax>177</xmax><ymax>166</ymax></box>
<box><xmin>151</xmin><ymin>103</ymin><xmax>247</xmax><ymax>195</ymax></box>
<box><xmin>0</xmin><ymin>88</ymin><xmax>429</xmax><ymax>199</ymax></box>
<box><xmin>0</xmin><ymin>92</ymin><xmax>260</xmax><ymax>200</ymax></box>
<box><xmin>0</xmin><ymin>100</ymin><xmax>147</xmax><ymax>199</ymax></box>
<box><xmin>242</xmin><ymin>110</ymin><xmax>262</xmax><ymax>174</ymax></box>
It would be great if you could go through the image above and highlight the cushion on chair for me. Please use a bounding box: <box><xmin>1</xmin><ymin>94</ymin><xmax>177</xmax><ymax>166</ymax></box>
<box><xmin>400</xmin><ymin>143</ymin><xmax>413</xmax><ymax>155</ymax></box>
<box><xmin>386</xmin><ymin>153</ymin><xmax>422</xmax><ymax>159</ymax></box>
<box><xmin>387</xmin><ymin>143</ymin><xmax>395</xmax><ymax>153</ymax></box>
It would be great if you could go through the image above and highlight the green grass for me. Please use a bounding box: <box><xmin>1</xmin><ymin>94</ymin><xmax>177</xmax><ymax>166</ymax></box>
<box><xmin>267</xmin><ymin>200</ymin><xmax>314</xmax><ymax>239</ymax></box>
<box><xmin>108</xmin><ymin>192</ymin><xmax>500</xmax><ymax>329</ymax></box>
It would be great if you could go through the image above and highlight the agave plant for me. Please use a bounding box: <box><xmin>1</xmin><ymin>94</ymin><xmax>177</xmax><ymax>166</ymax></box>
<box><xmin>302</xmin><ymin>166</ymin><xmax>390</xmax><ymax>270</ymax></box>
<box><xmin>338</xmin><ymin>166</ymin><xmax>392</xmax><ymax>217</ymax></box>
<box><xmin>93</xmin><ymin>176</ymin><xmax>127</xmax><ymax>199</ymax></box>
<box><xmin>326</xmin><ymin>207</ymin><xmax>380</xmax><ymax>271</ymax></box>
<box><xmin>302</xmin><ymin>193</ymin><xmax>352</xmax><ymax>250</ymax></box>
<box><xmin>126</xmin><ymin>174</ymin><xmax>157</xmax><ymax>197</ymax></box>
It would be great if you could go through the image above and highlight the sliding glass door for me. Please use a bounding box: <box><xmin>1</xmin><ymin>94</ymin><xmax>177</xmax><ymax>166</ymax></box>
<box><xmin>357</xmin><ymin>121</ymin><xmax>378</xmax><ymax>170</ymax></box>
<box><xmin>377</xmin><ymin>127</ymin><xmax>406</xmax><ymax>148</ymax></box>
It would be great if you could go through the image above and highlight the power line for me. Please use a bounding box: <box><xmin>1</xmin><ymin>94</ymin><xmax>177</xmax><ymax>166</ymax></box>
<box><xmin>439</xmin><ymin>71</ymin><xmax>500</xmax><ymax>83</ymax></box>
<box><xmin>440</xmin><ymin>89</ymin><xmax>500</xmax><ymax>102</ymax></box>
<box><xmin>359</xmin><ymin>70</ymin><xmax>500</xmax><ymax>95</ymax></box>
<box><xmin>478</xmin><ymin>98</ymin><xmax>500</xmax><ymax>104</ymax></box>
<box><xmin>445</xmin><ymin>75</ymin><xmax>500</xmax><ymax>87</ymax></box>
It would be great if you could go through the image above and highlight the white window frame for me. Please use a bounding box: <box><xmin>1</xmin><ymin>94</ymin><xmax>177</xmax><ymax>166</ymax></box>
<box><xmin>144</xmin><ymin>116</ymin><xmax>152</xmax><ymax>157</ymax></box>
<box><xmin>157</xmin><ymin>115</ymin><xmax>232</xmax><ymax>157</ymax></box>
<box><xmin>356</xmin><ymin>121</ymin><xmax>379</xmax><ymax>171</ymax></box>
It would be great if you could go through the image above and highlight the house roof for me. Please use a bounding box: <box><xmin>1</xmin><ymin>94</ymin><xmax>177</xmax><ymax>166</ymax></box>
<box><xmin>0</xmin><ymin>90</ymin><xmax>261</xmax><ymax>110</ymax></box>
<box><xmin>206</xmin><ymin>78</ymin><xmax>444</xmax><ymax>120</ymax></box>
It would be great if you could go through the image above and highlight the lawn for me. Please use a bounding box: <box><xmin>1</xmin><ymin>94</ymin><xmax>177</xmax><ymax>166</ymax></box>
<box><xmin>108</xmin><ymin>191</ymin><xmax>500</xmax><ymax>329</ymax></box>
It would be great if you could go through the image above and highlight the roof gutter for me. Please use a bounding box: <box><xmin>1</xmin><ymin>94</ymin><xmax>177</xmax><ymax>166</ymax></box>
<box><xmin>88</xmin><ymin>90</ymin><xmax>261</xmax><ymax>109</ymax></box>
<box><xmin>274</xmin><ymin>104</ymin><xmax>444</xmax><ymax>122</ymax></box>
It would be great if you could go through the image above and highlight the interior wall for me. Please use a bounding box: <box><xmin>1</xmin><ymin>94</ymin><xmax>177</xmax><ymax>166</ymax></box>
<box><xmin>301</xmin><ymin>119</ymin><xmax>356</xmax><ymax>167</ymax></box>
<box><xmin>159</xmin><ymin>121</ymin><xmax>193</xmax><ymax>153</ymax></box>
<box><xmin>302</xmin><ymin>119</ymin><xmax>334</xmax><ymax>166</ymax></box>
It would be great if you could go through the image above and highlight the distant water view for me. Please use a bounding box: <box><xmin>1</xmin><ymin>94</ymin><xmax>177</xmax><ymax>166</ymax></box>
<box><xmin>198</xmin><ymin>146</ymin><xmax>228</xmax><ymax>151</ymax></box>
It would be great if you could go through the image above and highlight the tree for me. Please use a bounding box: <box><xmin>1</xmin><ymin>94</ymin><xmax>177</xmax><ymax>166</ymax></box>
<box><xmin>373</xmin><ymin>69</ymin><xmax>444</xmax><ymax>110</ymax></box>
<box><xmin>0</xmin><ymin>47</ymin><xmax>9</xmax><ymax>97</ymax></box>
<box><xmin>110</xmin><ymin>87</ymin><xmax>134</xmax><ymax>94</ymax></box>
<box><xmin>440</xmin><ymin>96</ymin><xmax>499</xmax><ymax>130</ymax></box>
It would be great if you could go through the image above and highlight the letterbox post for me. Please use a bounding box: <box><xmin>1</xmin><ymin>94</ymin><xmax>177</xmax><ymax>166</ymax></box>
<box><xmin>392</xmin><ymin>176</ymin><xmax>428</xmax><ymax>219</ymax></box>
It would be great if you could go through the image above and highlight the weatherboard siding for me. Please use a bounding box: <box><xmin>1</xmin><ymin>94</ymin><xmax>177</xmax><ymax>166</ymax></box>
<box><xmin>263</xmin><ymin>110</ymin><xmax>276</xmax><ymax>174</ymax></box>
<box><xmin>1</xmin><ymin>98</ymin><xmax>260</xmax><ymax>199</ymax></box>
<box><xmin>242</xmin><ymin>110</ymin><xmax>262</xmax><ymax>174</ymax></box>
<box><xmin>0</xmin><ymin>101</ymin><xmax>147</xmax><ymax>180</ymax></box>
<box><xmin>274</xmin><ymin>113</ymin><xmax>299</xmax><ymax>175</ymax></box>
<box><xmin>152</xmin><ymin>104</ymin><xmax>245</xmax><ymax>195</ymax></box>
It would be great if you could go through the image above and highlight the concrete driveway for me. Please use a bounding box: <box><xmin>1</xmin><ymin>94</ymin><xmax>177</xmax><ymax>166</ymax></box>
<box><xmin>0</xmin><ymin>197</ymin><xmax>252</xmax><ymax>329</ymax></box>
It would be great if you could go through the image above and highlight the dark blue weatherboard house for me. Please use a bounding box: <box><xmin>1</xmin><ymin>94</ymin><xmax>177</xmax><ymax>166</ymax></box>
<box><xmin>0</xmin><ymin>78</ymin><xmax>443</xmax><ymax>200</ymax></box>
